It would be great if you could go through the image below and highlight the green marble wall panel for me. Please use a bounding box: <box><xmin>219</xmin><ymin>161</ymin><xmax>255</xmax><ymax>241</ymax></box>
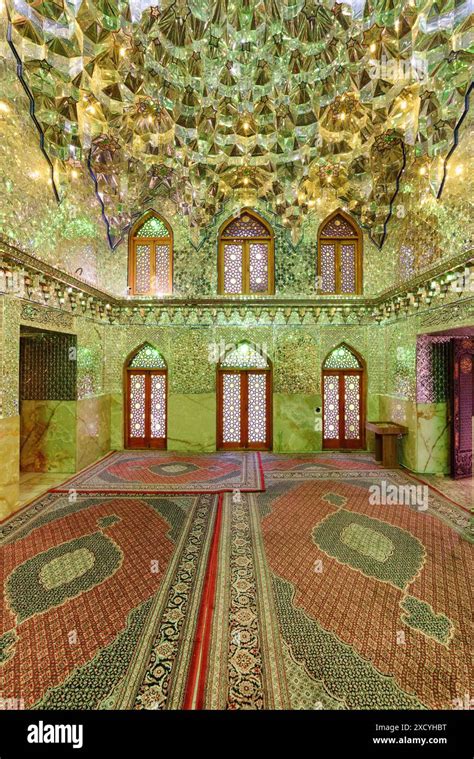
<box><xmin>20</xmin><ymin>400</ymin><xmax>76</xmax><ymax>473</ymax></box>
<box><xmin>167</xmin><ymin>393</ymin><xmax>216</xmax><ymax>452</ymax></box>
<box><xmin>110</xmin><ymin>393</ymin><xmax>124</xmax><ymax>450</ymax></box>
<box><xmin>0</xmin><ymin>415</ymin><xmax>19</xmax><ymax>519</ymax></box>
<box><xmin>273</xmin><ymin>394</ymin><xmax>322</xmax><ymax>453</ymax></box>
<box><xmin>416</xmin><ymin>402</ymin><xmax>450</xmax><ymax>475</ymax></box>
<box><xmin>76</xmin><ymin>395</ymin><xmax>111</xmax><ymax>470</ymax></box>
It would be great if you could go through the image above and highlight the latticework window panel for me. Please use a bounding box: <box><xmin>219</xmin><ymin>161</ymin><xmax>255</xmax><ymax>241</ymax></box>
<box><xmin>150</xmin><ymin>374</ymin><xmax>166</xmax><ymax>439</ymax></box>
<box><xmin>223</xmin><ymin>243</ymin><xmax>243</xmax><ymax>294</ymax></box>
<box><xmin>219</xmin><ymin>211</ymin><xmax>274</xmax><ymax>295</ymax></box>
<box><xmin>129</xmin><ymin>374</ymin><xmax>146</xmax><ymax>439</ymax></box>
<box><xmin>220</xmin><ymin>342</ymin><xmax>269</xmax><ymax>369</ymax></box>
<box><xmin>129</xmin><ymin>213</ymin><xmax>172</xmax><ymax>295</ymax></box>
<box><xmin>318</xmin><ymin>212</ymin><xmax>361</xmax><ymax>295</ymax></box>
<box><xmin>129</xmin><ymin>344</ymin><xmax>166</xmax><ymax>369</ymax></box>
<box><xmin>324</xmin><ymin>345</ymin><xmax>361</xmax><ymax>370</ymax></box>
<box><xmin>222</xmin><ymin>373</ymin><xmax>241</xmax><ymax>443</ymax></box>
<box><xmin>344</xmin><ymin>374</ymin><xmax>360</xmax><ymax>440</ymax></box>
<box><xmin>323</xmin><ymin>375</ymin><xmax>339</xmax><ymax>440</ymax></box>
<box><xmin>247</xmin><ymin>373</ymin><xmax>267</xmax><ymax>444</ymax></box>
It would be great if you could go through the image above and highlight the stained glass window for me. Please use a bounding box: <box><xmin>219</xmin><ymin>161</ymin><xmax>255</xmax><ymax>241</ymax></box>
<box><xmin>220</xmin><ymin>342</ymin><xmax>269</xmax><ymax>369</ymax></box>
<box><xmin>317</xmin><ymin>211</ymin><xmax>361</xmax><ymax>294</ymax></box>
<box><xmin>136</xmin><ymin>216</ymin><xmax>169</xmax><ymax>238</ymax></box>
<box><xmin>219</xmin><ymin>211</ymin><xmax>274</xmax><ymax>295</ymax></box>
<box><xmin>130</xmin><ymin>213</ymin><xmax>172</xmax><ymax>295</ymax></box>
<box><xmin>129</xmin><ymin>344</ymin><xmax>166</xmax><ymax>369</ymax></box>
<box><xmin>323</xmin><ymin>345</ymin><xmax>361</xmax><ymax>370</ymax></box>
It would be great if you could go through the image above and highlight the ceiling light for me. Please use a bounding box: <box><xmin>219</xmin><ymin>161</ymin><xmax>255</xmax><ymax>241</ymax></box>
<box><xmin>454</xmin><ymin>164</ymin><xmax>463</xmax><ymax>175</ymax></box>
<box><xmin>71</xmin><ymin>169</ymin><xmax>79</xmax><ymax>179</ymax></box>
<box><xmin>0</xmin><ymin>101</ymin><xmax>10</xmax><ymax>113</ymax></box>
<box><xmin>419</xmin><ymin>166</ymin><xmax>426</xmax><ymax>175</ymax></box>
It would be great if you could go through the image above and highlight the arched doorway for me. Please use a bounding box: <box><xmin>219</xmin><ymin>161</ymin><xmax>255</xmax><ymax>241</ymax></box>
<box><xmin>217</xmin><ymin>342</ymin><xmax>272</xmax><ymax>450</ymax></box>
<box><xmin>322</xmin><ymin>344</ymin><xmax>365</xmax><ymax>449</ymax></box>
<box><xmin>124</xmin><ymin>343</ymin><xmax>167</xmax><ymax>449</ymax></box>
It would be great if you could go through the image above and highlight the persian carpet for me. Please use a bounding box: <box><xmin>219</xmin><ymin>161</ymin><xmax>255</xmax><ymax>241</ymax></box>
<box><xmin>0</xmin><ymin>491</ymin><xmax>220</xmax><ymax>709</ymax></box>
<box><xmin>51</xmin><ymin>450</ymin><xmax>264</xmax><ymax>494</ymax></box>
<box><xmin>191</xmin><ymin>471</ymin><xmax>472</xmax><ymax>710</ymax></box>
<box><xmin>262</xmin><ymin>451</ymin><xmax>383</xmax><ymax>472</ymax></box>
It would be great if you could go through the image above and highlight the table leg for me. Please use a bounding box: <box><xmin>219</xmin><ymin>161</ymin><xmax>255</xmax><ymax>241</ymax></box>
<box><xmin>383</xmin><ymin>435</ymin><xmax>398</xmax><ymax>468</ymax></box>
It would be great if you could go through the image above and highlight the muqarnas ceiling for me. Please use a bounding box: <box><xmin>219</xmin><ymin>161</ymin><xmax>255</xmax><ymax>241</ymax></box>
<box><xmin>6</xmin><ymin>0</ymin><xmax>473</xmax><ymax>247</ymax></box>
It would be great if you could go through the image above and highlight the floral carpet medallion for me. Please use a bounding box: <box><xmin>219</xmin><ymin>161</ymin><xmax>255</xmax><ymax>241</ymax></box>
<box><xmin>0</xmin><ymin>491</ymin><xmax>218</xmax><ymax>709</ymax></box>
<box><xmin>51</xmin><ymin>451</ymin><xmax>264</xmax><ymax>494</ymax></box>
<box><xmin>257</xmin><ymin>471</ymin><xmax>473</xmax><ymax>710</ymax></box>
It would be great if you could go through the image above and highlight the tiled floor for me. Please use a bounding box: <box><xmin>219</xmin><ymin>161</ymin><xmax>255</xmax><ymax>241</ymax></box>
<box><xmin>19</xmin><ymin>472</ymin><xmax>70</xmax><ymax>507</ymax></box>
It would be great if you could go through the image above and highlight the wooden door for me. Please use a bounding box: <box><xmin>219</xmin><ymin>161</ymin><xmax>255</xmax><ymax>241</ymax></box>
<box><xmin>322</xmin><ymin>369</ymin><xmax>364</xmax><ymax>449</ymax></box>
<box><xmin>126</xmin><ymin>369</ymin><xmax>167</xmax><ymax>449</ymax></box>
<box><xmin>217</xmin><ymin>369</ymin><xmax>271</xmax><ymax>450</ymax></box>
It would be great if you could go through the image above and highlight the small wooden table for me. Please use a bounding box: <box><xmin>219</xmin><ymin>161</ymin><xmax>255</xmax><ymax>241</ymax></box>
<box><xmin>365</xmin><ymin>422</ymin><xmax>408</xmax><ymax>468</ymax></box>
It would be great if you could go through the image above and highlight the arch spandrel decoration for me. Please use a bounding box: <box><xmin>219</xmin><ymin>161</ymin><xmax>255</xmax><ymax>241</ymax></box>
<box><xmin>218</xmin><ymin>210</ymin><xmax>274</xmax><ymax>296</ymax></box>
<box><xmin>128</xmin><ymin>343</ymin><xmax>167</xmax><ymax>369</ymax></box>
<box><xmin>128</xmin><ymin>211</ymin><xmax>173</xmax><ymax>296</ymax></box>
<box><xmin>318</xmin><ymin>209</ymin><xmax>362</xmax><ymax>295</ymax></box>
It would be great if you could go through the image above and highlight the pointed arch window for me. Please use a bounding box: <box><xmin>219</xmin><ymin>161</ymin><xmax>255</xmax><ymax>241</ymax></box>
<box><xmin>322</xmin><ymin>344</ymin><xmax>365</xmax><ymax>449</ymax></box>
<box><xmin>125</xmin><ymin>343</ymin><xmax>167</xmax><ymax>449</ymax></box>
<box><xmin>129</xmin><ymin>211</ymin><xmax>173</xmax><ymax>296</ymax></box>
<box><xmin>217</xmin><ymin>341</ymin><xmax>272</xmax><ymax>450</ymax></box>
<box><xmin>218</xmin><ymin>210</ymin><xmax>274</xmax><ymax>295</ymax></box>
<box><xmin>317</xmin><ymin>211</ymin><xmax>362</xmax><ymax>295</ymax></box>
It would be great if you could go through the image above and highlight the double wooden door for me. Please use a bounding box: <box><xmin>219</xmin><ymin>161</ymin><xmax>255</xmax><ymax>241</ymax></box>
<box><xmin>126</xmin><ymin>369</ymin><xmax>167</xmax><ymax>449</ymax></box>
<box><xmin>322</xmin><ymin>369</ymin><xmax>364</xmax><ymax>449</ymax></box>
<box><xmin>217</xmin><ymin>369</ymin><xmax>271</xmax><ymax>450</ymax></box>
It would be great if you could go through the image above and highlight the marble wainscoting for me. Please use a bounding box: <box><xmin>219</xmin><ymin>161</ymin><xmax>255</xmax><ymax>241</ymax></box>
<box><xmin>76</xmin><ymin>395</ymin><xmax>111</xmax><ymax>470</ymax></box>
<box><xmin>379</xmin><ymin>395</ymin><xmax>416</xmax><ymax>470</ymax></box>
<box><xmin>168</xmin><ymin>393</ymin><xmax>216</xmax><ymax>452</ymax></box>
<box><xmin>0</xmin><ymin>415</ymin><xmax>20</xmax><ymax>519</ymax></box>
<box><xmin>379</xmin><ymin>395</ymin><xmax>450</xmax><ymax>474</ymax></box>
<box><xmin>416</xmin><ymin>402</ymin><xmax>450</xmax><ymax>474</ymax></box>
<box><xmin>273</xmin><ymin>393</ymin><xmax>321</xmax><ymax>452</ymax></box>
<box><xmin>20</xmin><ymin>400</ymin><xmax>76</xmax><ymax>473</ymax></box>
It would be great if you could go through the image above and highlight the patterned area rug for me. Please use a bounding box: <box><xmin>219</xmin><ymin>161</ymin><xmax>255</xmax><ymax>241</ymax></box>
<box><xmin>3</xmin><ymin>461</ymin><xmax>472</xmax><ymax>711</ymax></box>
<box><xmin>262</xmin><ymin>452</ymin><xmax>383</xmax><ymax>472</ymax></box>
<box><xmin>51</xmin><ymin>451</ymin><xmax>264</xmax><ymax>494</ymax></box>
<box><xmin>0</xmin><ymin>491</ymin><xmax>219</xmax><ymax>709</ymax></box>
<box><xmin>198</xmin><ymin>471</ymin><xmax>472</xmax><ymax>710</ymax></box>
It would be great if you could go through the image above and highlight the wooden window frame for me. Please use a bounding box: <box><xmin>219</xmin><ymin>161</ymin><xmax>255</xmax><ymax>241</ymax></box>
<box><xmin>216</xmin><ymin>366</ymin><xmax>272</xmax><ymax>451</ymax></box>
<box><xmin>128</xmin><ymin>211</ymin><xmax>173</xmax><ymax>296</ymax></box>
<box><xmin>218</xmin><ymin>210</ymin><xmax>275</xmax><ymax>296</ymax></box>
<box><xmin>317</xmin><ymin>209</ymin><xmax>362</xmax><ymax>295</ymax></box>
<box><xmin>123</xmin><ymin>344</ymin><xmax>168</xmax><ymax>450</ymax></box>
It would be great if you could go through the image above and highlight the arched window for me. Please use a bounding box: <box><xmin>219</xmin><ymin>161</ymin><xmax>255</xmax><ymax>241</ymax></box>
<box><xmin>322</xmin><ymin>343</ymin><xmax>365</xmax><ymax>449</ymax></box>
<box><xmin>218</xmin><ymin>210</ymin><xmax>274</xmax><ymax>295</ymax></box>
<box><xmin>217</xmin><ymin>341</ymin><xmax>272</xmax><ymax>450</ymax></box>
<box><xmin>128</xmin><ymin>211</ymin><xmax>173</xmax><ymax>296</ymax></box>
<box><xmin>317</xmin><ymin>210</ymin><xmax>362</xmax><ymax>294</ymax></box>
<box><xmin>125</xmin><ymin>343</ymin><xmax>167</xmax><ymax>449</ymax></box>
